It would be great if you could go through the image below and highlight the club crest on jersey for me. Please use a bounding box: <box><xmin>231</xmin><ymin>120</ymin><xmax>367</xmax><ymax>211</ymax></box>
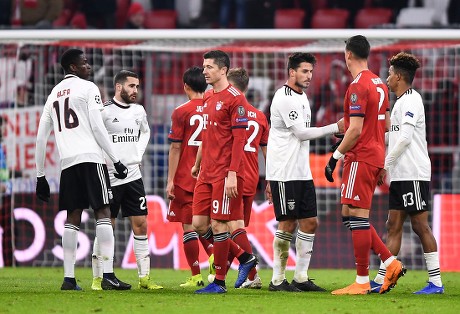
<box><xmin>289</xmin><ymin>110</ymin><xmax>298</xmax><ymax>120</ymax></box>
<box><xmin>350</xmin><ymin>93</ymin><xmax>357</xmax><ymax>104</ymax></box>
<box><xmin>216</xmin><ymin>101</ymin><xmax>223</xmax><ymax>110</ymax></box>
<box><xmin>95</xmin><ymin>95</ymin><xmax>102</xmax><ymax>104</ymax></box>
<box><xmin>237</xmin><ymin>105</ymin><xmax>245</xmax><ymax>116</ymax></box>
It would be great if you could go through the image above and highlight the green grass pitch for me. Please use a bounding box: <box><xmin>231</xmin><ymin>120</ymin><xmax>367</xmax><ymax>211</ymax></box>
<box><xmin>1</xmin><ymin>267</ymin><xmax>459</xmax><ymax>313</ymax></box>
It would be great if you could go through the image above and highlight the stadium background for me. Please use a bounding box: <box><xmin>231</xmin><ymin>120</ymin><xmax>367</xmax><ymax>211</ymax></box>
<box><xmin>0</xmin><ymin>28</ymin><xmax>459</xmax><ymax>272</ymax></box>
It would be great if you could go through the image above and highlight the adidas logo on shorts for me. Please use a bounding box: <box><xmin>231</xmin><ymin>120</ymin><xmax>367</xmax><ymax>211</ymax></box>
<box><xmin>353</xmin><ymin>195</ymin><xmax>360</xmax><ymax>201</ymax></box>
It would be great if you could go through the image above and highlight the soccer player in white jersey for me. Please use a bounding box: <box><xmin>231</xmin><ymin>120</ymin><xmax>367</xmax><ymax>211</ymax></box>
<box><xmin>91</xmin><ymin>70</ymin><xmax>163</xmax><ymax>290</ymax></box>
<box><xmin>371</xmin><ymin>52</ymin><xmax>444</xmax><ymax>294</ymax></box>
<box><xmin>266</xmin><ymin>52</ymin><xmax>344</xmax><ymax>292</ymax></box>
<box><xmin>35</xmin><ymin>49</ymin><xmax>129</xmax><ymax>291</ymax></box>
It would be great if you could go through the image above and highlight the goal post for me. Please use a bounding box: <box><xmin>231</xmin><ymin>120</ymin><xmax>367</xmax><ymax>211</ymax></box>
<box><xmin>0</xmin><ymin>29</ymin><xmax>459</xmax><ymax>271</ymax></box>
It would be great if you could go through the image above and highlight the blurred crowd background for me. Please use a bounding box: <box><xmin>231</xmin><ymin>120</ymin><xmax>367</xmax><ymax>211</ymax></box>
<box><xmin>0</xmin><ymin>0</ymin><xmax>458</xmax><ymax>30</ymax></box>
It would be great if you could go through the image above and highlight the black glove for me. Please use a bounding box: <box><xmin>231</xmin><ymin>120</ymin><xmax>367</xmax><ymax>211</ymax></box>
<box><xmin>113</xmin><ymin>161</ymin><xmax>128</xmax><ymax>179</ymax></box>
<box><xmin>330</xmin><ymin>139</ymin><xmax>343</xmax><ymax>153</ymax></box>
<box><xmin>325</xmin><ymin>155</ymin><xmax>339</xmax><ymax>183</ymax></box>
<box><xmin>36</xmin><ymin>176</ymin><xmax>50</xmax><ymax>202</ymax></box>
<box><xmin>329</xmin><ymin>133</ymin><xmax>344</xmax><ymax>151</ymax></box>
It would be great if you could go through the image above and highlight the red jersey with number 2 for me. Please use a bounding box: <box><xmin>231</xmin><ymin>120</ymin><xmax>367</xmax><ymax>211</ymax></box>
<box><xmin>243</xmin><ymin>105</ymin><xmax>269</xmax><ymax>196</ymax></box>
<box><xmin>343</xmin><ymin>70</ymin><xmax>389</xmax><ymax>168</ymax></box>
<box><xmin>168</xmin><ymin>98</ymin><xmax>206</xmax><ymax>192</ymax></box>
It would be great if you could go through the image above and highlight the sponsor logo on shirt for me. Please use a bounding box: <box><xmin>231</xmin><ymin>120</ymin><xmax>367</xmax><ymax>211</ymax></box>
<box><xmin>236</xmin><ymin>117</ymin><xmax>248</xmax><ymax>123</ymax></box>
<box><xmin>350</xmin><ymin>105</ymin><xmax>361</xmax><ymax>110</ymax></box>
<box><xmin>216</xmin><ymin>101</ymin><xmax>223</xmax><ymax>110</ymax></box>
<box><xmin>405</xmin><ymin>111</ymin><xmax>414</xmax><ymax>118</ymax></box>
<box><xmin>350</xmin><ymin>93</ymin><xmax>358</xmax><ymax>104</ymax></box>
<box><xmin>289</xmin><ymin>110</ymin><xmax>298</xmax><ymax>120</ymax></box>
<box><xmin>237</xmin><ymin>105</ymin><xmax>246</xmax><ymax>116</ymax></box>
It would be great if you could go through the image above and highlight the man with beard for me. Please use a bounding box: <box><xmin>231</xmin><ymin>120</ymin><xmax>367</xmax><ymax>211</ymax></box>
<box><xmin>91</xmin><ymin>70</ymin><xmax>163</xmax><ymax>291</ymax></box>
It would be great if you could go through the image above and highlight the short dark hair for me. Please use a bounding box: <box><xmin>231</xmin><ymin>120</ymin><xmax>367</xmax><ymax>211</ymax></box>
<box><xmin>60</xmin><ymin>49</ymin><xmax>84</xmax><ymax>72</ymax></box>
<box><xmin>227</xmin><ymin>67</ymin><xmax>249</xmax><ymax>92</ymax></box>
<box><xmin>389</xmin><ymin>52</ymin><xmax>421</xmax><ymax>84</ymax></box>
<box><xmin>203</xmin><ymin>50</ymin><xmax>230</xmax><ymax>73</ymax></box>
<box><xmin>345</xmin><ymin>35</ymin><xmax>370</xmax><ymax>59</ymax></box>
<box><xmin>113</xmin><ymin>70</ymin><xmax>139</xmax><ymax>86</ymax></box>
<box><xmin>287</xmin><ymin>52</ymin><xmax>316</xmax><ymax>74</ymax></box>
<box><xmin>183</xmin><ymin>66</ymin><xmax>207</xmax><ymax>93</ymax></box>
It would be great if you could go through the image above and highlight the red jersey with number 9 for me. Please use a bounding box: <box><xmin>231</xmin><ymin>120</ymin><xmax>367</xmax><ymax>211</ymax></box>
<box><xmin>343</xmin><ymin>70</ymin><xmax>389</xmax><ymax>168</ymax></box>
<box><xmin>200</xmin><ymin>85</ymin><xmax>249</xmax><ymax>183</ymax></box>
<box><xmin>168</xmin><ymin>98</ymin><xmax>205</xmax><ymax>192</ymax></box>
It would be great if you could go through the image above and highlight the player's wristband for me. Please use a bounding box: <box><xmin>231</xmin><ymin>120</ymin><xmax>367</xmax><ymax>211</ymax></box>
<box><xmin>332</xmin><ymin>150</ymin><xmax>344</xmax><ymax>160</ymax></box>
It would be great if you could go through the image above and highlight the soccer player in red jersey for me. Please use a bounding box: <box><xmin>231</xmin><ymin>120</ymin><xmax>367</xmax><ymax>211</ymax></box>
<box><xmin>227</xmin><ymin>67</ymin><xmax>269</xmax><ymax>289</ymax></box>
<box><xmin>325</xmin><ymin>35</ymin><xmax>406</xmax><ymax>295</ymax></box>
<box><xmin>192</xmin><ymin>50</ymin><xmax>258</xmax><ymax>294</ymax></box>
<box><xmin>166</xmin><ymin>66</ymin><xmax>214</xmax><ymax>288</ymax></box>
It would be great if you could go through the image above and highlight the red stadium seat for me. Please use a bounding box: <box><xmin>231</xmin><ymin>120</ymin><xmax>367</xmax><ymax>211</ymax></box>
<box><xmin>354</xmin><ymin>8</ymin><xmax>393</xmax><ymax>28</ymax></box>
<box><xmin>311</xmin><ymin>9</ymin><xmax>350</xmax><ymax>29</ymax></box>
<box><xmin>144</xmin><ymin>10</ymin><xmax>177</xmax><ymax>29</ymax></box>
<box><xmin>115</xmin><ymin>0</ymin><xmax>131</xmax><ymax>29</ymax></box>
<box><xmin>274</xmin><ymin>9</ymin><xmax>306</xmax><ymax>29</ymax></box>
<box><xmin>310</xmin><ymin>0</ymin><xmax>328</xmax><ymax>13</ymax></box>
<box><xmin>53</xmin><ymin>9</ymin><xmax>73</xmax><ymax>27</ymax></box>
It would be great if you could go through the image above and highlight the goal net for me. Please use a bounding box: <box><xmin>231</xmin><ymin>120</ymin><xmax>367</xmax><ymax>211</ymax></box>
<box><xmin>1</xmin><ymin>29</ymin><xmax>459</xmax><ymax>272</ymax></box>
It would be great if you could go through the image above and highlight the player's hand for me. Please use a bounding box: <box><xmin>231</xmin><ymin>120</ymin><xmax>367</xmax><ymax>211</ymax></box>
<box><xmin>36</xmin><ymin>176</ymin><xmax>50</xmax><ymax>202</ymax></box>
<box><xmin>114</xmin><ymin>161</ymin><xmax>128</xmax><ymax>179</ymax></box>
<box><xmin>325</xmin><ymin>155</ymin><xmax>339</xmax><ymax>183</ymax></box>
<box><xmin>166</xmin><ymin>181</ymin><xmax>175</xmax><ymax>200</ymax></box>
<box><xmin>337</xmin><ymin>118</ymin><xmax>345</xmax><ymax>133</ymax></box>
<box><xmin>377</xmin><ymin>168</ymin><xmax>387</xmax><ymax>186</ymax></box>
<box><xmin>225</xmin><ymin>171</ymin><xmax>238</xmax><ymax>198</ymax></box>
<box><xmin>191</xmin><ymin>164</ymin><xmax>200</xmax><ymax>179</ymax></box>
<box><xmin>265</xmin><ymin>182</ymin><xmax>272</xmax><ymax>204</ymax></box>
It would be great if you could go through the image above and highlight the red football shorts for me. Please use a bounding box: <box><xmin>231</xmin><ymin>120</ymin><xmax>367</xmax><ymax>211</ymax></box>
<box><xmin>242</xmin><ymin>194</ymin><xmax>255</xmax><ymax>227</ymax></box>
<box><xmin>341</xmin><ymin>160</ymin><xmax>380</xmax><ymax>209</ymax></box>
<box><xmin>192</xmin><ymin>177</ymin><xmax>244</xmax><ymax>221</ymax></box>
<box><xmin>167</xmin><ymin>185</ymin><xmax>193</xmax><ymax>224</ymax></box>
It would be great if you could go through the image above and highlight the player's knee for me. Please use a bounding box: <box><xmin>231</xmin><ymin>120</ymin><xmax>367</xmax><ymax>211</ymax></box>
<box><xmin>411</xmin><ymin>220</ymin><xmax>431</xmax><ymax>237</ymax></box>
<box><xmin>385</xmin><ymin>218</ymin><xmax>401</xmax><ymax>234</ymax></box>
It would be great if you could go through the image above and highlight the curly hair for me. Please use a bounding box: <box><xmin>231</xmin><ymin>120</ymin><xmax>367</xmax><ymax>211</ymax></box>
<box><xmin>389</xmin><ymin>52</ymin><xmax>421</xmax><ymax>84</ymax></box>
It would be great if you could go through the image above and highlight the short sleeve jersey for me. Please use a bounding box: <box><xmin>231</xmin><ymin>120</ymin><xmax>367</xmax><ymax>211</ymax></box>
<box><xmin>200</xmin><ymin>85</ymin><xmax>249</xmax><ymax>183</ymax></box>
<box><xmin>344</xmin><ymin>70</ymin><xmax>390</xmax><ymax>168</ymax></box>
<box><xmin>243</xmin><ymin>105</ymin><xmax>269</xmax><ymax>196</ymax></box>
<box><xmin>101</xmin><ymin>99</ymin><xmax>149</xmax><ymax>186</ymax></box>
<box><xmin>41</xmin><ymin>74</ymin><xmax>105</xmax><ymax>170</ymax></box>
<box><xmin>266</xmin><ymin>85</ymin><xmax>313</xmax><ymax>181</ymax></box>
<box><xmin>168</xmin><ymin>98</ymin><xmax>205</xmax><ymax>192</ymax></box>
<box><xmin>388</xmin><ymin>88</ymin><xmax>431</xmax><ymax>181</ymax></box>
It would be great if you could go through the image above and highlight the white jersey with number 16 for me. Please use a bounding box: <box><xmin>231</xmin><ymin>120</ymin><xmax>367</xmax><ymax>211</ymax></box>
<box><xmin>41</xmin><ymin>74</ymin><xmax>106</xmax><ymax>170</ymax></box>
